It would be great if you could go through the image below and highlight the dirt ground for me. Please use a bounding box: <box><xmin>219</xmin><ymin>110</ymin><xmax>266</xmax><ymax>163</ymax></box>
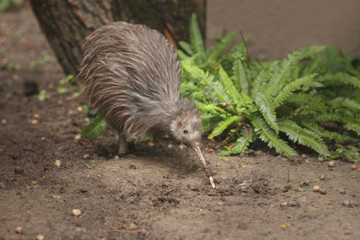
<box><xmin>0</xmin><ymin>5</ymin><xmax>359</xmax><ymax>240</ymax></box>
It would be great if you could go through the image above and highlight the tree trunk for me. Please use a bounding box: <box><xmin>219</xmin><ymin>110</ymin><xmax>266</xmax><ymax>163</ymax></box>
<box><xmin>30</xmin><ymin>0</ymin><xmax>206</xmax><ymax>77</ymax></box>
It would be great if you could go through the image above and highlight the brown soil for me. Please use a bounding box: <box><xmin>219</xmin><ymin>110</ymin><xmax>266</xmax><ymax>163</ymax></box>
<box><xmin>0</xmin><ymin>5</ymin><xmax>359</xmax><ymax>240</ymax></box>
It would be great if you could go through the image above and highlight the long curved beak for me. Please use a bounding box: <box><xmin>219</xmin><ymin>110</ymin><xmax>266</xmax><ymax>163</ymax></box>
<box><xmin>192</xmin><ymin>142</ymin><xmax>216</xmax><ymax>189</ymax></box>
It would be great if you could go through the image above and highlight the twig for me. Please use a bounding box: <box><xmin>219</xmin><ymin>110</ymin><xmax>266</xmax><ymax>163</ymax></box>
<box><xmin>98</xmin><ymin>229</ymin><xmax>145</xmax><ymax>234</ymax></box>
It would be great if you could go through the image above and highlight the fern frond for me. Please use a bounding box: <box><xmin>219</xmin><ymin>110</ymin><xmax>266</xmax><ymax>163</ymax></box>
<box><xmin>209</xmin><ymin>32</ymin><xmax>236</xmax><ymax>62</ymax></box>
<box><xmin>178</xmin><ymin>41</ymin><xmax>193</xmax><ymax>56</ymax></box>
<box><xmin>219</xmin><ymin>132</ymin><xmax>254</xmax><ymax>156</ymax></box>
<box><xmin>279</xmin><ymin>120</ymin><xmax>330</xmax><ymax>156</ymax></box>
<box><xmin>254</xmin><ymin>94</ymin><xmax>278</xmax><ymax>133</ymax></box>
<box><xmin>189</xmin><ymin>13</ymin><xmax>205</xmax><ymax>61</ymax></box>
<box><xmin>264</xmin><ymin>53</ymin><xmax>298</xmax><ymax>97</ymax></box>
<box><xmin>232</xmin><ymin>54</ymin><xmax>249</xmax><ymax>94</ymax></box>
<box><xmin>273</xmin><ymin>74</ymin><xmax>316</xmax><ymax>108</ymax></box>
<box><xmin>301</xmin><ymin>122</ymin><xmax>341</xmax><ymax>142</ymax></box>
<box><xmin>80</xmin><ymin>115</ymin><xmax>109</xmax><ymax>139</ymax></box>
<box><xmin>181</xmin><ymin>62</ymin><xmax>212</xmax><ymax>84</ymax></box>
<box><xmin>344</xmin><ymin>123</ymin><xmax>360</xmax><ymax>136</ymax></box>
<box><xmin>251</xmin><ymin>69</ymin><xmax>269</xmax><ymax>96</ymax></box>
<box><xmin>219</xmin><ymin>65</ymin><xmax>251</xmax><ymax>108</ymax></box>
<box><xmin>195</xmin><ymin>101</ymin><xmax>228</xmax><ymax>116</ymax></box>
<box><xmin>334</xmin><ymin>98</ymin><xmax>360</xmax><ymax>111</ymax></box>
<box><xmin>175</xmin><ymin>49</ymin><xmax>190</xmax><ymax>61</ymax></box>
<box><xmin>208</xmin><ymin>115</ymin><xmax>242</xmax><ymax>139</ymax></box>
<box><xmin>320</xmin><ymin>72</ymin><xmax>360</xmax><ymax>88</ymax></box>
<box><xmin>251</xmin><ymin>115</ymin><xmax>297</xmax><ymax>157</ymax></box>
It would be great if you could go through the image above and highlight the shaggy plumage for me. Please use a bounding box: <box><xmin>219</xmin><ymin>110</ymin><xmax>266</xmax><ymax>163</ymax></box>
<box><xmin>79</xmin><ymin>21</ymin><xmax>202</xmax><ymax>153</ymax></box>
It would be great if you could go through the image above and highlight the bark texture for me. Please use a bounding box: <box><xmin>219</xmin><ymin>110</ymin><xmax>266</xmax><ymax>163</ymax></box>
<box><xmin>30</xmin><ymin>0</ymin><xmax>206</xmax><ymax>76</ymax></box>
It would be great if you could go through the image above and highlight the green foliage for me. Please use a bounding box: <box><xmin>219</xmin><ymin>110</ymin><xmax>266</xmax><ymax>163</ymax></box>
<box><xmin>0</xmin><ymin>0</ymin><xmax>22</xmax><ymax>12</ymax></box>
<box><xmin>29</xmin><ymin>51</ymin><xmax>55</xmax><ymax>72</ymax></box>
<box><xmin>38</xmin><ymin>89</ymin><xmax>49</xmax><ymax>101</ymax></box>
<box><xmin>57</xmin><ymin>75</ymin><xmax>82</xmax><ymax>96</ymax></box>
<box><xmin>80</xmin><ymin>115</ymin><xmax>109</xmax><ymax>139</ymax></box>
<box><xmin>80</xmin><ymin>14</ymin><xmax>360</xmax><ymax>163</ymax></box>
<box><xmin>176</xmin><ymin>14</ymin><xmax>360</xmax><ymax>160</ymax></box>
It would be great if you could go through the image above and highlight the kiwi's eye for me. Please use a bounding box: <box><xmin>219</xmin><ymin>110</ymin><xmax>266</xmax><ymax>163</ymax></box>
<box><xmin>183</xmin><ymin>129</ymin><xmax>188</xmax><ymax>134</ymax></box>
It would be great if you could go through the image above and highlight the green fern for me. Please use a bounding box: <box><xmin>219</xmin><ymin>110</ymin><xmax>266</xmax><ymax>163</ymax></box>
<box><xmin>189</xmin><ymin>13</ymin><xmax>205</xmax><ymax>62</ymax></box>
<box><xmin>232</xmin><ymin>54</ymin><xmax>249</xmax><ymax>94</ymax></box>
<box><xmin>208</xmin><ymin>115</ymin><xmax>242</xmax><ymax>139</ymax></box>
<box><xmin>254</xmin><ymin>94</ymin><xmax>278</xmax><ymax>133</ymax></box>
<box><xmin>344</xmin><ymin>123</ymin><xmax>360</xmax><ymax>136</ymax></box>
<box><xmin>279</xmin><ymin>120</ymin><xmax>330</xmax><ymax>157</ymax></box>
<box><xmin>80</xmin><ymin>115</ymin><xmax>109</xmax><ymax>139</ymax></box>
<box><xmin>273</xmin><ymin>74</ymin><xmax>316</xmax><ymax>108</ymax></box>
<box><xmin>251</xmin><ymin>115</ymin><xmax>297</xmax><ymax>157</ymax></box>
<box><xmin>219</xmin><ymin>131</ymin><xmax>254</xmax><ymax>156</ymax></box>
<box><xmin>208</xmin><ymin>32</ymin><xmax>236</xmax><ymax>63</ymax></box>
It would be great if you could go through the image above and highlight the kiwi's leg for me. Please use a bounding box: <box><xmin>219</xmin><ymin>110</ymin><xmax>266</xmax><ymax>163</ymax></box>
<box><xmin>118</xmin><ymin>134</ymin><xmax>128</xmax><ymax>155</ymax></box>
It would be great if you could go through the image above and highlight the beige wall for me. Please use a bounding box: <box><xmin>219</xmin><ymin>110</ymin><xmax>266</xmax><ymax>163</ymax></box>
<box><xmin>207</xmin><ymin>0</ymin><xmax>360</xmax><ymax>60</ymax></box>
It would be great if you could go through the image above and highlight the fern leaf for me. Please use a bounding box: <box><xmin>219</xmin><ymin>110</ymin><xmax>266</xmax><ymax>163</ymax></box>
<box><xmin>251</xmin><ymin>115</ymin><xmax>297</xmax><ymax>157</ymax></box>
<box><xmin>80</xmin><ymin>115</ymin><xmax>109</xmax><ymax>139</ymax></box>
<box><xmin>227</xmin><ymin>39</ymin><xmax>248</xmax><ymax>63</ymax></box>
<box><xmin>344</xmin><ymin>123</ymin><xmax>360</xmax><ymax>136</ymax></box>
<box><xmin>219</xmin><ymin>65</ymin><xmax>251</xmax><ymax>107</ymax></box>
<box><xmin>251</xmin><ymin>69</ymin><xmax>269</xmax><ymax>96</ymax></box>
<box><xmin>209</xmin><ymin>32</ymin><xmax>236</xmax><ymax>62</ymax></box>
<box><xmin>264</xmin><ymin>53</ymin><xmax>298</xmax><ymax>97</ymax></box>
<box><xmin>178</xmin><ymin>41</ymin><xmax>193</xmax><ymax>56</ymax></box>
<box><xmin>254</xmin><ymin>94</ymin><xmax>278</xmax><ymax>133</ymax></box>
<box><xmin>279</xmin><ymin>120</ymin><xmax>330</xmax><ymax>156</ymax></box>
<box><xmin>273</xmin><ymin>74</ymin><xmax>316</xmax><ymax>108</ymax></box>
<box><xmin>208</xmin><ymin>115</ymin><xmax>242</xmax><ymax>139</ymax></box>
<box><xmin>195</xmin><ymin>101</ymin><xmax>228</xmax><ymax>116</ymax></box>
<box><xmin>189</xmin><ymin>13</ymin><xmax>205</xmax><ymax>61</ymax></box>
<box><xmin>301</xmin><ymin>122</ymin><xmax>341</xmax><ymax>142</ymax></box>
<box><xmin>232</xmin><ymin>54</ymin><xmax>249</xmax><ymax>94</ymax></box>
<box><xmin>320</xmin><ymin>72</ymin><xmax>360</xmax><ymax>89</ymax></box>
<box><xmin>219</xmin><ymin>134</ymin><xmax>253</xmax><ymax>156</ymax></box>
<box><xmin>175</xmin><ymin>49</ymin><xmax>190</xmax><ymax>61</ymax></box>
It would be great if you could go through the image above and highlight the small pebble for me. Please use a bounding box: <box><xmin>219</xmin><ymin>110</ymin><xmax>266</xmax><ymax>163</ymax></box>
<box><xmin>320</xmin><ymin>188</ymin><xmax>327</xmax><ymax>195</ymax></box>
<box><xmin>328</xmin><ymin>161</ymin><xmax>336</xmax><ymax>167</ymax></box>
<box><xmin>41</xmin><ymin>137</ymin><xmax>46</xmax><ymax>141</ymax></box>
<box><xmin>114</xmin><ymin>156</ymin><xmax>120</xmax><ymax>160</ymax></box>
<box><xmin>280</xmin><ymin>201</ymin><xmax>288</xmax><ymax>207</ymax></box>
<box><xmin>1</xmin><ymin>119</ymin><xmax>7</xmax><ymax>125</ymax></box>
<box><xmin>319</xmin><ymin>175</ymin><xmax>326</xmax><ymax>180</ymax></box>
<box><xmin>300</xmin><ymin>180</ymin><xmax>310</xmax><ymax>187</ymax></box>
<box><xmin>167</xmin><ymin>144</ymin><xmax>173</xmax><ymax>149</ymax></box>
<box><xmin>217</xmin><ymin>201</ymin><xmax>224</xmax><ymax>206</ymax></box>
<box><xmin>339</xmin><ymin>188</ymin><xmax>346</xmax><ymax>194</ymax></box>
<box><xmin>71</xmin><ymin>209</ymin><xmax>82</xmax><ymax>216</ymax></box>
<box><xmin>351</xmin><ymin>164</ymin><xmax>358</xmax><ymax>170</ymax></box>
<box><xmin>128</xmin><ymin>223</ymin><xmax>138</xmax><ymax>230</ymax></box>
<box><xmin>83</xmin><ymin>154</ymin><xmax>91</xmax><ymax>159</ymax></box>
<box><xmin>55</xmin><ymin>160</ymin><xmax>61</xmax><ymax>167</ymax></box>
<box><xmin>343</xmin><ymin>200</ymin><xmax>352</xmax><ymax>207</ymax></box>
<box><xmin>15</xmin><ymin>226</ymin><xmax>23</xmax><ymax>234</ymax></box>
<box><xmin>74</xmin><ymin>134</ymin><xmax>81</xmax><ymax>141</ymax></box>
<box><xmin>31</xmin><ymin>119</ymin><xmax>39</xmax><ymax>125</ymax></box>
<box><xmin>35</xmin><ymin>234</ymin><xmax>45</xmax><ymax>240</ymax></box>
<box><xmin>147</xmin><ymin>141</ymin><xmax>154</xmax><ymax>147</ymax></box>
<box><xmin>288</xmin><ymin>200</ymin><xmax>301</xmax><ymax>207</ymax></box>
<box><xmin>77</xmin><ymin>106</ymin><xmax>83</xmax><ymax>112</ymax></box>
<box><xmin>313</xmin><ymin>185</ymin><xmax>320</xmax><ymax>192</ymax></box>
<box><xmin>34</xmin><ymin>113</ymin><xmax>40</xmax><ymax>118</ymax></box>
<box><xmin>179</xmin><ymin>144</ymin><xmax>186</xmax><ymax>150</ymax></box>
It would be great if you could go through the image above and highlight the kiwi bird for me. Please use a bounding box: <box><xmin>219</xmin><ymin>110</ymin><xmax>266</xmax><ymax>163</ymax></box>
<box><xmin>79</xmin><ymin>22</ymin><xmax>215</xmax><ymax>188</ymax></box>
